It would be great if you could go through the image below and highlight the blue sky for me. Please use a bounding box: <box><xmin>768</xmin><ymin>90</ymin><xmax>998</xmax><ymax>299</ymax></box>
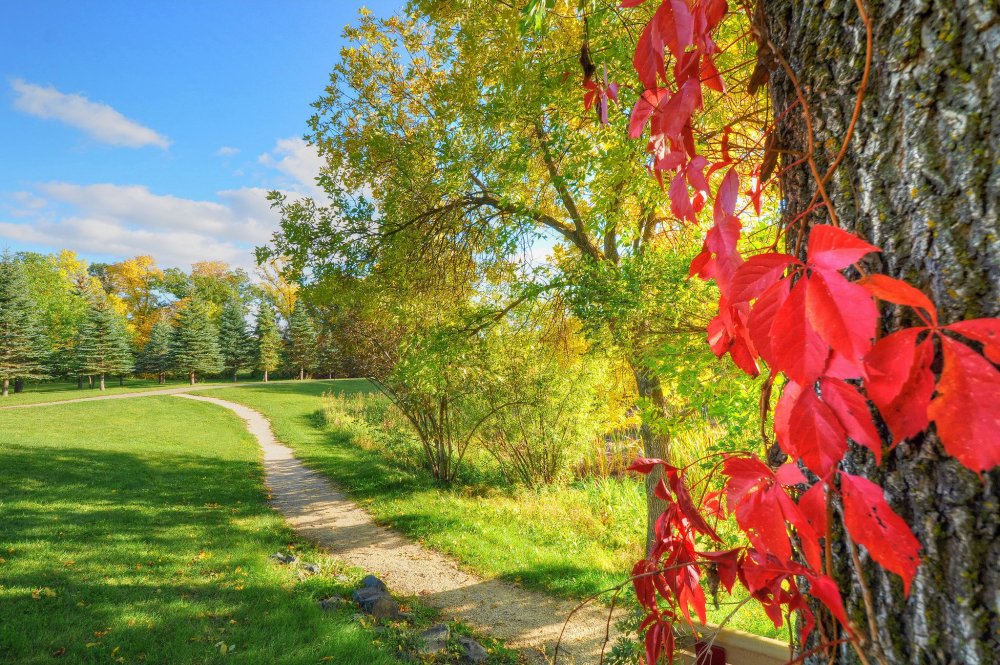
<box><xmin>0</xmin><ymin>1</ymin><xmax>399</xmax><ymax>270</ymax></box>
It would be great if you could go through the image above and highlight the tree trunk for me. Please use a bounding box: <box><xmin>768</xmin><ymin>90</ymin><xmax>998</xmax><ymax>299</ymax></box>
<box><xmin>88</xmin><ymin>375</ymin><xmax>93</xmax><ymax>389</ymax></box>
<box><xmin>2</xmin><ymin>379</ymin><xmax>8</xmax><ymax>397</ymax></box>
<box><xmin>99</xmin><ymin>374</ymin><xmax>105</xmax><ymax>391</ymax></box>
<box><xmin>233</xmin><ymin>369</ymin><xmax>238</xmax><ymax>382</ymax></box>
<box><xmin>158</xmin><ymin>372</ymin><xmax>164</xmax><ymax>385</ymax></box>
<box><xmin>77</xmin><ymin>376</ymin><xmax>83</xmax><ymax>389</ymax></box>
<box><xmin>119</xmin><ymin>376</ymin><xmax>123</xmax><ymax>387</ymax></box>
<box><xmin>14</xmin><ymin>378</ymin><xmax>23</xmax><ymax>393</ymax></box>
<box><xmin>190</xmin><ymin>371</ymin><xmax>196</xmax><ymax>386</ymax></box>
<box><xmin>299</xmin><ymin>366</ymin><xmax>305</xmax><ymax>380</ymax></box>
<box><xmin>630</xmin><ymin>361</ymin><xmax>672</xmax><ymax>554</ymax></box>
<box><xmin>264</xmin><ymin>369</ymin><xmax>269</xmax><ymax>382</ymax></box>
<box><xmin>765</xmin><ymin>1</ymin><xmax>1000</xmax><ymax>662</ymax></box>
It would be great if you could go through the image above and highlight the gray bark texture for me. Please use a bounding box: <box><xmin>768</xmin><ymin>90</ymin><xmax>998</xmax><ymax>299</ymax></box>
<box><xmin>764</xmin><ymin>1</ymin><xmax>1000</xmax><ymax>663</ymax></box>
<box><xmin>631</xmin><ymin>362</ymin><xmax>672</xmax><ymax>553</ymax></box>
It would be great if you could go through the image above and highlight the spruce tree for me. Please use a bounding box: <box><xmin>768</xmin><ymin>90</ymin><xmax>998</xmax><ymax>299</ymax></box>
<box><xmin>74</xmin><ymin>299</ymin><xmax>134</xmax><ymax>390</ymax></box>
<box><xmin>138</xmin><ymin>319</ymin><xmax>174</xmax><ymax>384</ymax></box>
<box><xmin>287</xmin><ymin>303</ymin><xmax>317</xmax><ymax>380</ymax></box>
<box><xmin>254</xmin><ymin>302</ymin><xmax>282</xmax><ymax>382</ymax></box>
<box><xmin>171</xmin><ymin>298</ymin><xmax>223</xmax><ymax>385</ymax></box>
<box><xmin>218</xmin><ymin>298</ymin><xmax>253</xmax><ymax>381</ymax></box>
<box><xmin>0</xmin><ymin>253</ymin><xmax>48</xmax><ymax>396</ymax></box>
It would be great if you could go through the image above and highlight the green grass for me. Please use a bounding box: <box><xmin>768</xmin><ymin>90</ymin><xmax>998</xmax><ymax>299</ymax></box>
<box><xmin>0</xmin><ymin>396</ymin><xmax>406</xmax><ymax>664</ymax></box>
<box><xmin>197</xmin><ymin>380</ymin><xmax>784</xmax><ymax>639</ymax></box>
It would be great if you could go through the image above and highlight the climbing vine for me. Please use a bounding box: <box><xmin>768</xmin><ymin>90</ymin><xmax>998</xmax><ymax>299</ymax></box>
<box><xmin>603</xmin><ymin>0</ymin><xmax>1000</xmax><ymax>662</ymax></box>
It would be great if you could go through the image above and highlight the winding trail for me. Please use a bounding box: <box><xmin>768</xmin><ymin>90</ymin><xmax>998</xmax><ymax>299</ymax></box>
<box><xmin>176</xmin><ymin>394</ymin><xmax>620</xmax><ymax>664</ymax></box>
<box><xmin>0</xmin><ymin>382</ymin><xmax>253</xmax><ymax>410</ymax></box>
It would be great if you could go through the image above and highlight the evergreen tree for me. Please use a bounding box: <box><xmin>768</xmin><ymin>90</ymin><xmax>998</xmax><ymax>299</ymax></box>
<box><xmin>0</xmin><ymin>253</ymin><xmax>48</xmax><ymax>396</ymax></box>
<box><xmin>254</xmin><ymin>302</ymin><xmax>282</xmax><ymax>382</ymax></box>
<box><xmin>218</xmin><ymin>298</ymin><xmax>253</xmax><ymax>381</ymax></box>
<box><xmin>138</xmin><ymin>319</ymin><xmax>174</xmax><ymax>384</ymax></box>
<box><xmin>74</xmin><ymin>299</ymin><xmax>133</xmax><ymax>391</ymax></box>
<box><xmin>171</xmin><ymin>298</ymin><xmax>223</xmax><ymax>385</ymax></box>
<box><xmin>286</xmin><ymin>303</ymin><xmax>317</xmax><ymax>380</ymax></box>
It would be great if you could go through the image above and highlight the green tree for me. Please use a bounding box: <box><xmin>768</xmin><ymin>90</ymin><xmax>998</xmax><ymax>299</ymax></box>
<box><xmin>218</xmin><ymin>298</ymin><xmax>253</xmax><ymax>381</ymax></box>
<box><xmin>254</xmin><ymin>303</ymin><xmax>282</xmax><ymax>382</ymax></box>
<box><xmin>263</xmin><ymin>3</ymin><xmax>756</xmax><ymax>547</ymax></box>
<box><xmin>75</xmin><ymin>298</ymin><xmax>134</xmax><ymax>391</ymax></box>
<box><xmin>0</xmin><ymin>252</ymin><xmax>48</xmax><ymax>396</ymax></box>
<box><xmin>286</xmin><ymin>303</ymin><xmax>317</xmax><ymax>380</ymax></box>
<box><xmin>171</xmin><ymin>299</ymin><xmax>223</xmax><ymax>385</ymax></box>
<box><xmin>137</xmin><ymin>319</ymin><xmax>174</xmax><ymax>384</ymax></box>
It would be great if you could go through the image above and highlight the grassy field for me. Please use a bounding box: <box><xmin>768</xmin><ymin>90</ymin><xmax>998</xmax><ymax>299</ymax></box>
<box><xmin>199</xmin><ymin>380</ymin><xmax>783</xmax><ymax>639</ymax></box>
<box><xmin>0</xmin><ymin>396</ymin><xmax>408</xmax><ymax>664</ymax></box>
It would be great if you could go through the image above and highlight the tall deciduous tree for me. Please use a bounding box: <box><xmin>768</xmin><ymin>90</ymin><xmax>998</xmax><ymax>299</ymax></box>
<box><xmin>286</xmin><ymin>303</ymin><xmax>317</xmax><ymax>380</ymax></box>
<box><xmin>254</xmin><ymin>303</ymin><xmax>282</xmax><ymax>382</ymax></box>
<box><xmin>75</xmin><ymin>298</ymin><xmax>134</xmax><ymax>391</ymax></box>
<box><xmin>138</xmin><ymin>318</ymin><xmax>174</xmax><ymax>384</ymax></box>
<box><xmin>263</xmin><ymin>2</ymin><xmax>752</xmax><ymax>547</ymax></box>
<box><xmin>218</xmin><ymin>298</ymin><xmax>253</xmax><ymax>381</ymax></box>
<box><xmin>171</xmin><ymin>299</ymin><xmax>223</xmax><ymax>385</ymax></box>
<box><xmin>105</xmin><ymin>255</ymin><xmax>164</xmax><ymax>344</ymax></box>
<box><xmin>0</xmin><ymin>252</ymin><xmax>48</xmax><ymax>396</ymax></box>
<box><xmin>761</xmin><ymin>1</ymin><xmax>1000</xmax><ymax>661</ymax></box>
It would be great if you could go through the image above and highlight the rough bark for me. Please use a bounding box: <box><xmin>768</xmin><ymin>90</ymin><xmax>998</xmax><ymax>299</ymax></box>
<box><xmin>190</xmin><ymin>371</ymin><xmax>196</xmax><ymax>386</ymax></box>
<box><xmin>631</xmin><ymin>361</ymin><xmax>672</xmax><ymax>553</ymax></box>
<box><xmin>99</xmin><ymin>374</ymin><xmax>106</xmax><ymax>391</ymax></box>
<box><xmin>2</xmin><ymin>378</ymin><xmax>7</xmax><ymax>397</ymax></box>
<box><xmin>764</xmin><ymin>1</ymin><xmax>1000</xmax><ymax>663</ymax></box>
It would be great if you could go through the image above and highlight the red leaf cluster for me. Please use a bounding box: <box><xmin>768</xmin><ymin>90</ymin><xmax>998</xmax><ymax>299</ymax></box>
<box><xmin>615</xmin><ymin>1</ymin><xmax>1000</xmax><ymax>661</ymax></box>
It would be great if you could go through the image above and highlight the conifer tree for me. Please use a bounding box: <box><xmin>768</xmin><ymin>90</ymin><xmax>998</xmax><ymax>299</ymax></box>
<box><xmin>74</xmin><ymin>298</ymin><xmax>134</xmax><ymax>391</ymax></box>
<box><xmin>138</xmin><ymin>318</ymin><xmax>174</xmax><ymax>384</ymax></box>
<box><xmin>287</xmin><ymin>303</ymin><xmax>317</xmax><ymax>380</ymax></box>
<box><xmin>171</xmin><ymin>298</ymin><xmax>223</xmax><ymax>385</ymax></box>
<box><xmin>218</xmin><ymin>298</ymin><xmax>253</xmax><ymax>381</ymax></box>
<box><xmin>0</xmin><ymin>253</ymin><xmax>48</xmax><ymax>396</ymax></box>
<box><xmin>254</xmin><ymin>302</ymin><xmax>282</xmax><ymax>382</ymax></box>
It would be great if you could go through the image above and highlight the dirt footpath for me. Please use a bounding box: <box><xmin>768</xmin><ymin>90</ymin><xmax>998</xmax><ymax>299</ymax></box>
<box><xmin>177</xmin><ymin>394</ymin><xmax>622</xmax><ymax>664</ymax></box>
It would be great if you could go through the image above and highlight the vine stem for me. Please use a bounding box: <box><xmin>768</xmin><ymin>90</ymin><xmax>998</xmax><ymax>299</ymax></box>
<box><xmin>846</xmin><ymin>529</ymin><xmax>890</xmax><ymax>665</ymax></box>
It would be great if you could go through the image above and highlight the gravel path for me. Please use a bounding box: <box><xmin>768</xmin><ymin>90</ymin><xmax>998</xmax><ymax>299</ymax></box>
<box><xmin>177</xmin><ymin>394</ymin><xmax>621</xmax><ymax>664</ymax></box>
<box><xmin>0</xmin><ymin>382</ymin><xmax>254</xmax><ymax>409</ymax></box>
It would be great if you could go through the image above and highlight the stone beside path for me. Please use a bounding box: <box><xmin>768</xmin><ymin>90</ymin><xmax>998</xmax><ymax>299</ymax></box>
<box><xmin>177</xmin><ymin>394</ymin><xmax>621</xmax><ymax>664</ymax></box>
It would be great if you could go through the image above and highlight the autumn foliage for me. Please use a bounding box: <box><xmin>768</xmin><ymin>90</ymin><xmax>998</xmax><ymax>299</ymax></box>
<box><xmin>613</xmin><ymin>0</ymin><xmax>1000</xmax><ymax>661</ymax></box>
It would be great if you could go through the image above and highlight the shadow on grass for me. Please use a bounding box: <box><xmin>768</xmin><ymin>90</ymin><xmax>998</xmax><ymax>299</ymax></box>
<box><xmin>0</xmin><ymin>444</ymin><xmax>396</xmax><ymax>665</ymax></box>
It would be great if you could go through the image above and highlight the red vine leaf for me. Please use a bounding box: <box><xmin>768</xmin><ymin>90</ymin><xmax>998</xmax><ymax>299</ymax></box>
<box><xmin>839</xmin><ymin>472</ymin><xmax>921</xmax><ymax>595</ymax></box>
<box><xmin>820</xmin><ymin>378</ymin><xmax>882</xmax><ymax>464</ymax></box>
<box><xmin>731</xmin><ymin>253</ymin><xmax>799</xmax><ymax>303</ymax></box>
<box><xmin>786</xmin><ymin>387</ymin><xmax>848</xmax><ymax>477</ymax></box>
<box><xmin>859</xmin><ymin>274</ymin><xmax>937</xmax><ymax>326</ymax></box>
<box><xmin>771</xmin><ymin>279</ymin><xmax>829</xmax><ymax>386</ymax></box>
<box><xmin>748</xmin><ymin>279</ymin><xmax>791</xmax><ymax>365</ymax></box>
<box><xmin>808</xmin><ymin>271</ymin><xmax>878</xmax><ymax>371</ymax></box>
<box><xmin>627</xmin><ymin>457</ymin><xmax>669</xmax><ymax>474</ymax></box>
<box><xmin>947</xmin><ymin>318</ymin><xmax>1000</xmax><ymax>364</ymax></box>
<box><xmin>806</xmin><ymin>225</ymin><xmax>880</xmax><ymax>271</ymax></box>
<box><xmin>864</xmin><ymin>328</ymin><xmax>935</xmax><ymax>444</ymax></box>
<box><xmin>805</xmin><ymin>573</ymin><xmax>850</xmax><ymax>630</ymax></box>
<box><xmin>927</xmin><ymin>337</ymin><xmax>1000</xmax><ymax>474</ymax></box>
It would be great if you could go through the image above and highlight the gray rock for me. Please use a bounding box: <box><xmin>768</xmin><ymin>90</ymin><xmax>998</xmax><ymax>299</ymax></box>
<box><xmin>319</xmin><ymin>596</ymin><xmax>346</xmax><ymax>610</ymax></box>
<box><xmin>301</xmin><ymin>562</ymin><xmax>321</xmax><ymax>574</ymax></box>
<box><xmin>458</xmin><ymin>636</ymin><xmax>488</xmax><ymax>664</ymax></box>
<box><xmin>269</xmin><ymin>552</ymin><xmax>297</xmax><ymax>564</ymax></box>
<box><xmin>369</xmin><ymin>594</ymin><xmax>403</xmax><ymax>620</ymax></box>
<box><xmin>359</xmin><ymin>574</ymin><xmax>388</xmax><ymax>593</ymax></box>
<box><xmin>334</xmin><ymin>574</ymin><xmax>350</xmax><ymax>583</ymax></box>
<box><xmin>418</xmin><ymin>623</ymin><xmax>450</xmax><ymax>655</ymax></box>
<box><xmin>352</xmin><ymin>586</ymin><xmax>386</xmax><ymax>611</ymax></box>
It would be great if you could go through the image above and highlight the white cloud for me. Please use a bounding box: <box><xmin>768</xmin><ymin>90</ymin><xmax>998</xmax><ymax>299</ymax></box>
<box><xmin>10</xmin><ymin>78</ymin><xmax>170</xmax><ymax>149</ymax></box>
<box><xmin>216</xmin><ymin>146</ymin><xmax>240</xmax><ymax>157</ymax></box>
<box><xmin>0</xmin><ymin>183</ymin><xmax>287</xmax><ymax>270</ymax></box>
<box><xmin>258</xmin><ymin>137</ymin><xmax>326</xmax><ymax>199</ymax></box>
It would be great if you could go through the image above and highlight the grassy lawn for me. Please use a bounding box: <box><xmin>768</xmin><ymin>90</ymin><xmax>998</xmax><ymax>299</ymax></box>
<box><xmin>0</xmin><ymin>396</ymin><xmax>405</xmax><ymax>665</ymax></box>
<box><xmin>199</xmin><ymin>380</ymin><xmax>783</xmax><ymax>639</ymax></box>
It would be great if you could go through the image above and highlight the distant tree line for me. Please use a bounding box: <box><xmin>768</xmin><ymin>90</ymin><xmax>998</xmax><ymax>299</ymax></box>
<box><xmin>0</xmin><ymin>250</ymin><xmax>339</xmax><ymax>396</ymax></box>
